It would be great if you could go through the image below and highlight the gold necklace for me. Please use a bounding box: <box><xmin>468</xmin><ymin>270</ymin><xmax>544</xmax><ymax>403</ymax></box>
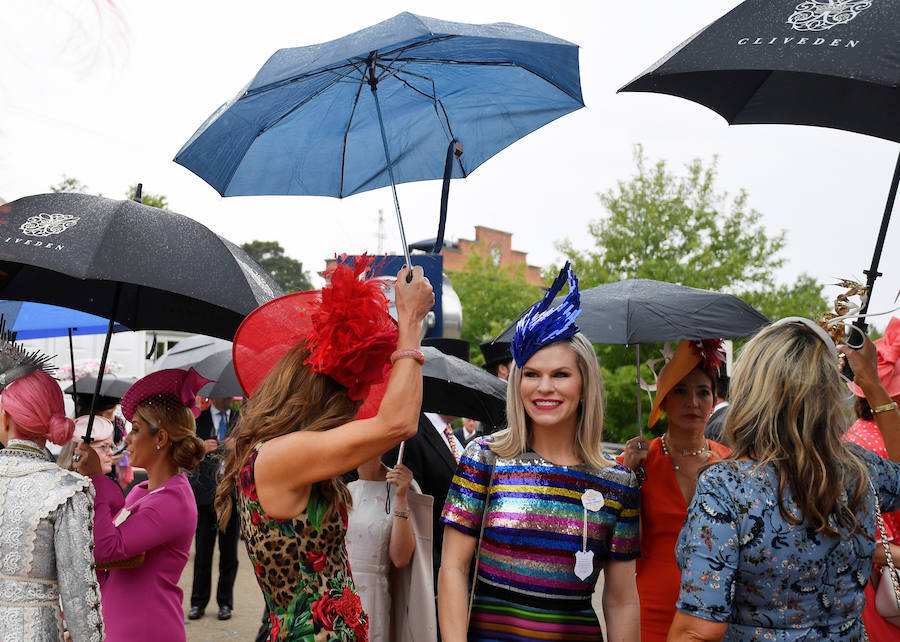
<box><xmin>661</xmin><ymin>433</ymin><xmax>711</xmax><ymax>471</ymax></box>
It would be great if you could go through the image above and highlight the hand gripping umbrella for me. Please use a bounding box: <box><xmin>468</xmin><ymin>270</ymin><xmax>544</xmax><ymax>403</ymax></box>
<box><xmin>1</xmin><ymin>192</ymin><xmax>282</xmax><ymax>438</ymax></box>
<box><xmin>495</xmin><ymin>278</ymin><xmax>770</xmax><ymax>435</ymax></box>
<box><xmin>175</xmin><ymin>12</ymin><xmax>584</xmax><ymax>270</ymax></box>
<box><xmin>620</xmin><ymin>0</ymin><xmax>900</xmax><ymax>341</ymax></box>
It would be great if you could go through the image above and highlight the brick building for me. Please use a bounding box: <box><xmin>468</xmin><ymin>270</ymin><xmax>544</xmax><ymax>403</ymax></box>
<box><xmin>434</xmin><ymin>226</ymin><xmax>544</xmax><ymax>287</ymax></box>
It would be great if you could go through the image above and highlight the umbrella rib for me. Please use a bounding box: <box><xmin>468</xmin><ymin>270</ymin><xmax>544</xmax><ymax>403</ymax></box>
<box><xmin>258</xmin><ymin>74</ymin><xmax>345</xmax><ymax>135</ymax></box>
<box><xmin>340</xmin><ymin>82</ymin><xmax>365</xmax><ymax>198</ymax></box>
<box><xmin>392</xmin><ymin>57</ymin><xmax>584</xmax><ymax>105</ymax></box>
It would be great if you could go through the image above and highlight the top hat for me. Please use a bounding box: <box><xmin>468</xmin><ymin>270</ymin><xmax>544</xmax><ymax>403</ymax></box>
<box><xmin>479</xmin><ymin>340</ymin><xmax>513</xmax><ymax>369</ymax></box>
<box><xmin>421</xmin><ymin>337</ymin><xmax>470</xmax><ymax>363</ymax></box>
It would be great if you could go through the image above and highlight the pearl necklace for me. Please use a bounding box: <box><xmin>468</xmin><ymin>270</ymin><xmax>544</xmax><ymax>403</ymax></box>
<box><xmin>661</xmin><ymin>432</ymin><xmax>710</xmax><ymax>472</ymax></box>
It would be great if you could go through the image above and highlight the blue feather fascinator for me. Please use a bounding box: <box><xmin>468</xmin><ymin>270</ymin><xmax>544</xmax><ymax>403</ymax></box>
<box><xmin>511</xmin><ymin>262</ymin><xmax>581</xmax><ymax>367</ymax></box>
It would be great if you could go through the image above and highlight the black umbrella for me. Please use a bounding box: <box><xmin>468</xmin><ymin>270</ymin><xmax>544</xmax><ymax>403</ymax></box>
<box><xmin>1</xmin><ymin>192</ymin><xmax>283</xmax><ymax>437</ymax></box>
<box><xmin>420</xmin><ymin>346</ymin><xmax>507</xmax><ymax>428</ymax></box>
<box><xmin>64</xmin><ymin>375</ymin><xmax>138</xmax><ymax>401</ymax></box>
<box><xmin>495</xmin><ymin>278</ymin><xmax>769</xmax><ymax>436</ymax></box>
<box><xmin>619</xmin><ymin>0</ymin><xmax>900</xmax><ymax>335</ymax></box>
<box><xmin>152</xmin><ymin>335</ymin><xmax>243</xmax><ymax>398</ymax></box>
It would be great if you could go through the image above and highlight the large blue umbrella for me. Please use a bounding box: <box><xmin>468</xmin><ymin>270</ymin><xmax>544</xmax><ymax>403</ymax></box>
<box><xmin>175</xmin><ymin>12</ymin><xmax>584</xmax><ymax>267</ymax></box>
<box><xmin>0</xmin><ymin>300</ymin><xmax>129</xmax><ymax>340</ymax></box>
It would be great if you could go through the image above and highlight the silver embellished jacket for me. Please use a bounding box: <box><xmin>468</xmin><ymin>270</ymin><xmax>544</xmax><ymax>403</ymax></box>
<box><xmin>0</xmin><ymin>443</ymin><xmax>103</xmax><ymax>641</ymax></box>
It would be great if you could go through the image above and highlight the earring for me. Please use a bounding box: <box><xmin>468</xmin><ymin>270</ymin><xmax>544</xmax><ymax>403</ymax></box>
<box><xmin>156</xmin><ymin>445</ymin><xmax>161</xmax><ymax>450</ymax></box>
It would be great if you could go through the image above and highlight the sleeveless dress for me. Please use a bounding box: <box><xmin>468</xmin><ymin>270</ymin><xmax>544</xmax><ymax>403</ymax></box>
<box><xmin>636</xmin><ymin>437</ymin><xmax>731</xmax><ymax>641</ymax></box>
<box><xmin>442</xmin><ymin>437</ymin><xmax>640</xmax><ymax>641</ymax></box>
<box><xmin>346</xmin><ymin>480</ymin><xmax>392</xmax><ymax>642</ymax></box>
<box><xmin>237</xmin><ymin>444</ymin><xmax>368</xmax><ymax>641</ymax></box>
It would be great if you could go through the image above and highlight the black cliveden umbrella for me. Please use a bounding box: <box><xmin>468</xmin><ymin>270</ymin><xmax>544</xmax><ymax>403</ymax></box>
<box><xmin>0</xmin><ymin>192</ymin><xmax>282</xmax><ymax>436</ymax></box>
<box><xmin>152</xmin><ymin>335</ymin><xmax>243</xmax><ymax>398</ymax></box>
<box><xmin>420</xmin><ymin>346</ymin><xmax>507</xmax><ymax>428</ymax></box>
<box><xmin>620</xmin><ymin>0</ymin><xmax>900</xmax><ymax>332</ymax></box>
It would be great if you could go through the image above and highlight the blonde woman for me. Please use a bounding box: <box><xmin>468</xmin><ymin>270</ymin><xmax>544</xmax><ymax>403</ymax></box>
<box><xmin>671</xmin><ymin>318</ymin><xmax>900</xmax><ymax>641</ymax></box>
<box><xmin>439</xmin><ymin>264</ymin><xmax>640</xmax><ymax>642</ymax></box>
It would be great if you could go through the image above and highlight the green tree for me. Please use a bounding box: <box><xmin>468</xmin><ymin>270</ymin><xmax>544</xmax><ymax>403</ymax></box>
<box><xmin>241</xmin><ymin>241</ymin><xmax>313</xmax><ymax>293</ymax></box>
<box><xmin>50</xmin><ymin>175</ymin><xmax>89</xmax><ymax>193</ymax></box>
<box><xmin>556</xmin><ymin>146</ymin><xmax>827</xmax><ymax>442</ymax></box>
<box><xmin>448</xmin><ymin>252</ymin><xmax>543</xmax><ymax>364</ymax></box>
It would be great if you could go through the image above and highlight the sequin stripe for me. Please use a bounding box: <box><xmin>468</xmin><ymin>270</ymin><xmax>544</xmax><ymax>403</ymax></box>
<box><xmin>495</xmin><ymin>469</ymin><xmax>627</xmax><ymax>490</ymax></box>
<box><xmin>486</xmin><ymin>496</ymin><xmax>615</xmax><ymax>522</ymax></box>
<box><xmin>470</xmin><ymin>599</ymin><xmax>600</xmax><ymax>641</ymax></box>
<box><xmin>479</xmin><ymin>539</ymin><xmax>576</xmax><ymax>566</ymax></box>
<box><xmin>477</xmin><ymin>557</ymin><xmax>588</xmax><ymax>592</ymax></box>
<box><xmin>450</xmin><ymin>474</ymin><xmax>488</xmax><ymax>496</ymax></box>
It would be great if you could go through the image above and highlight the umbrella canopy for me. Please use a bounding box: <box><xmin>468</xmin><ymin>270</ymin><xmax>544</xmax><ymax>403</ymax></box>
<box><xmin>175</xmin><ymin>12</ymin><xmax>584</xmax><ymax>268</ymax></box>
<box><xmin>420</xmin><ymin>345</ymin><xmax>506</xmax><ymax>428</ymax></box>
<box><xmin>64</xmin><ymin>375</ymin><xmax>137</xmax><ymax>401</ymax></box>
<box><xmin>0</xmin><ymin>300</ymin><xmax>129</xmax><ymax>339</ymax></box>
<box><xmin>152</xmin><ymin>335</ymin><xmax>243</xmax><ymax>398</ymax></box>
<box><xmin>175</xmin><ymin>12</ymin><xmax>584</xmax><ymax>198</ymax></box>
<box><xmin>619</xmin><ymin>0</ymin><xmax>899</xmax><ymax>142</ymax></box>
<box><xmin>496</xmin><ymin>279</ymin><xmax>770</xmax><ymax>345</ymax></box>
<box><xmin>0</xmin><ymin>193</ymin><xmax>282</xmax><ymax>340</ymax></box>
<box><xmin>619</xmin><ymin>0</ymin><xmax>900</xmax><ymax>334</ymax></box>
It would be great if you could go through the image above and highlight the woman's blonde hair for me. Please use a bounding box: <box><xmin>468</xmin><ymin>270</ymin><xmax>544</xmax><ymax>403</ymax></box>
<box><xmin>135</xmin><ymin>402</ymin><xmax>205</xmax><ymax>471</ymax></box>
<box><xmin>215</xmin><ymin>342</ymin><xmax>361</xmax><ymax>529</ymax></box>
<box><xmin>724</xmin><ymin>321</ymin><xmax>867</xmax><ymax>538</ymax></box>
<box><xmin>491</xmin><ymin>333</ymin><xmax>611</xmax><ymax>469</ymax></box>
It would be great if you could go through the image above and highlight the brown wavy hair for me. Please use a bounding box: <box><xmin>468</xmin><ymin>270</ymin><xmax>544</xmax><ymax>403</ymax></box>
<box><xmin>215</xmin><ymin>342</ymin><xmax>361</xmax><ymax>529</ymax></box>
<box><xmin>724</xmin><ymin>321</ymin><xmax>867</xmax><ymax>538</ymax></box>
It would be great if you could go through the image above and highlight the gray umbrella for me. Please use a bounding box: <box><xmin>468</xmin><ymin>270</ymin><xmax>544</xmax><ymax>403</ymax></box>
<box><xmin>64</xmin><ymin>375</ymin><xmax>138</xmax><ymax>401</ymax></box>
<box><xmin>420</xmin><ymin>346</ymin><xmax>507</xmax><ymax>428</ymax></box>
<box><xmin>152</xmin><ymin>335</ymin><xmax>243</xmax><ymax>398</ymax></box>
<box><xmin>495</xmin><ymin>278</ymin><xmax>769</xmax><ymax>437</ymax></box>
<box><xmin>496</xmin><ymin>278</ymin><xmax>769</xmax><ymax>345</ymax></box>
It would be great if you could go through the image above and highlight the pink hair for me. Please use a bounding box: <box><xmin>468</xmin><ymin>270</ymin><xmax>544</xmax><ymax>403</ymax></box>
<box><xmin>2</xmin><ymin>371</ymin><xmax>74</xmax><ymax>446</ymax></box>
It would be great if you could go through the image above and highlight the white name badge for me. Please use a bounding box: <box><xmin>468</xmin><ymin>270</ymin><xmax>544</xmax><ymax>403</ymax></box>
<box><xmin>574</xmin><ymin>550</ymin><xmax>594</xmax><ymax>580</ymax></box>
<box><xmin>581</xmin><ymin>489</ymin><xmax>605</xmax><ymax>512</ymax></box>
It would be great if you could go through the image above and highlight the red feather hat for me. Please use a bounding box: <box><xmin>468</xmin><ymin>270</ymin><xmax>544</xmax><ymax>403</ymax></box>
<box><xmin>648</xmin><ymin>339</ymin><xmax>725</xmax><ymax>428</ymax></box>
<box><xmin>232</xmin><ymin>255</ymin><xmax>397</xmax><ymax>418</ymax></box>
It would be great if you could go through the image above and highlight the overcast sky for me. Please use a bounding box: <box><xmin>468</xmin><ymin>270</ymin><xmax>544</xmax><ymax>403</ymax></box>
<box><xmin>2</xmin><ymin>0</ymin><xmax>897</xmax><ymax>326</ymax></box>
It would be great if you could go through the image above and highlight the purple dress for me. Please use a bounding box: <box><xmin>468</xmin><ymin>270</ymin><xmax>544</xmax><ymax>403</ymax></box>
<box><xmin>92</xmin><ymin>472</ymin><xmax>198</xmax><ymax>641</ymax></box>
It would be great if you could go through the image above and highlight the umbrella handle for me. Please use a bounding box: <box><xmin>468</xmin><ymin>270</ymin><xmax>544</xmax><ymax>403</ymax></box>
<box><xmin>395</xmin><ymin>441</ymin><xmax>405</xmax><ymax>467</ymax></box>
<box><xmin>84</xmin><ymin>282</ymin><xmax>122</xmax><ymax>442</ymax></box>
<box><xmin>432</xmin><ymin>140</ymin><xmax>463</xmax><ymax>255</ymax></box>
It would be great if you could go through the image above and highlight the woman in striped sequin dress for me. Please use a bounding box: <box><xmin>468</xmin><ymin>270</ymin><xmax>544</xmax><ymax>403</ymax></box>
<box><xmin>438</xmin><ymin>264</ymin><xmax>640</xmax><ymax>641</ymax></box>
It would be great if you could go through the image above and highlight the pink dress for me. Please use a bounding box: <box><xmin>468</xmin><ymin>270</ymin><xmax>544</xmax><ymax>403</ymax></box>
<box><xmin>92</xmin><ymin>472</ymin><xmax>198</xmax><ymax>641</ymax></box>
<box><xmin>845</xmin><ymin>419</ymin><xmax>900</xmax><ymax>641</ymax></box>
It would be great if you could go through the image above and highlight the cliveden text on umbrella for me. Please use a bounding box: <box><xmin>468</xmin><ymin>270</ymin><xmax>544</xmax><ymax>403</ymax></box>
<box><xmin>737</xmin><ymin>36</ymin><xmax>859</xmax><ymax>47</ymax></box>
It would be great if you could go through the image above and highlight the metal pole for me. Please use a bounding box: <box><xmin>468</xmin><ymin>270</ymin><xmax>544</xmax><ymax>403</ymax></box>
<box><xmin>852</xmin><ymin>148</ymin><xmax>900</xmax><ymax>345</ymax></box>
<box><xmin>636</xmin><ymin>344</ymin><xmax>643</xmax><ymax>439</ymax></box>
<box><xmin>68</xmin><ymin>328</ymin><xmax>78</xmax><ymax>408</ymax></box>
<box><xmin>84</xmin><ymin>283</ymin><xmax>122</xmax><ymax>441</ymax></box>
<box><xmin>367</xmin><ymin>57</ymin><xmax>414</xmax><ymax>278</ymax></box>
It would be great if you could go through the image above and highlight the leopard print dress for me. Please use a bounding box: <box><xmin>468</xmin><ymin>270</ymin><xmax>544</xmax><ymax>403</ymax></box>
<box><xmin>237</xmin><ymin>443</ymin><xmax>368</xmax><ymax>641</ymax></box>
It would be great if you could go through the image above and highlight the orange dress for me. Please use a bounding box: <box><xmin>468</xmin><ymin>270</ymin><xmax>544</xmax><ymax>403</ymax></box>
<box><xmin>636</xmin><ymin>437</ymin><xmax>731</xmax><ymax>642</ymax></box>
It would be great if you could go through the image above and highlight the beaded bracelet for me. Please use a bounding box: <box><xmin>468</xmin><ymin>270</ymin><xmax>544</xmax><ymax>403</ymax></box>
<box><xmin>393</xmin><ymin>509</ymin><xmax>410</xmax><ymax>519</ymax></box>
<box><xmin>390</xmin><ymin>349</ymin><xmax>425</xmax><ymax>365</ymax></box>
<box><xmin>873</xmin><ymin>401</ymin><xmax>899</xmax><ymax>414</ymax></box>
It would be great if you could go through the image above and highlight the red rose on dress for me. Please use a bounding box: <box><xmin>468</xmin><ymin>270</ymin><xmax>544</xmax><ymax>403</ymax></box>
<box><xmin>250</xmin><ymin>509</ymin><xmax>264</xmax><ymax>526</ymax></box>
<box><xmin>305</xmin><ymin>550</ymin><xmax>327</xmax><ymax>572</ymax></box>
<box><xmin>311</xmin><ymin>594</ymin><xmax>337</xmax><ymax>630</ymax></box>
<box><xmin>353</xmin><ymin>622</ymin><xmax>369</xmax><ymax>642</ymax></box>
<box><xmin>336</xmin><ymin>586</ymin><xmax>363</xmax><ymax>623</ymax></box>
<box><xmin>240</xmin><ymin>464</ymin><xmax>257</xmax><ymax>500</ymax></box>
<box><xmin>269</xmin><ymin>611</ymin><xmax>280</xmax><ymax>641</ymax></box>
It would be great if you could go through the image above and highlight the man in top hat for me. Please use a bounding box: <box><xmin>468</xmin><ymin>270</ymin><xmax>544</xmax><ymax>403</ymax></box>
<box><xmin>188</xmin><ymin>397</ymin><xmax>240</xmax><ymax>621</ymax></box>
<box><xmin>480</xmin><ymin>339</ymin><xmax>513</xmax><ymax>381</ymax></box>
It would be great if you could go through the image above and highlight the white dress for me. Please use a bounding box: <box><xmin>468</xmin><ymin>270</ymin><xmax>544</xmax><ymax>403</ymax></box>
<box><xmin>347</xmin><ymin>480</ymin><xmax>393</xmax><ymax>642</ymax></box>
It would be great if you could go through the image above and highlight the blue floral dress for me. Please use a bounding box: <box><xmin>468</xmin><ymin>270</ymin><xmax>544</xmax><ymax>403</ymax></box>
<box><xmin>676</xmin><ymin>445</ymin><xmax>900</xmax><ymax>641</ymax></box>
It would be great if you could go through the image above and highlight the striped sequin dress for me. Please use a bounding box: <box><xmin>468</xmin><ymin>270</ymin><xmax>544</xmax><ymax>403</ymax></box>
<box><xmin>442</xmin><ymin>437</ymin><xmax>640</xmax><ymax>641</ymax></box>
